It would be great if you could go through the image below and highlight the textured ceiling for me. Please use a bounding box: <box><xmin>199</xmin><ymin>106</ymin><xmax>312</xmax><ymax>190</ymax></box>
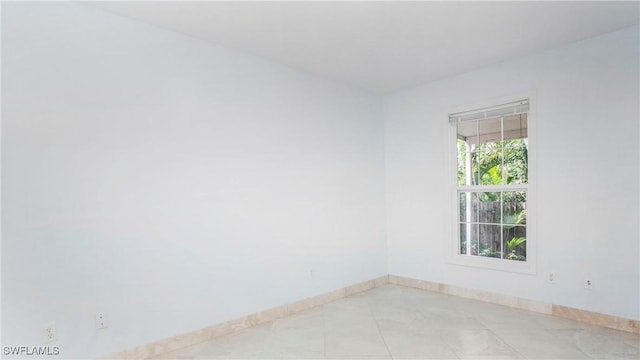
<box><xmin>88</xmin><ymin>1</ymin><xmax>640</xmax><ymax>94</ymax></box>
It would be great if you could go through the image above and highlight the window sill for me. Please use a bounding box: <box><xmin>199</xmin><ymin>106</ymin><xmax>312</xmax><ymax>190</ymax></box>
<box><xmin>446</xmin><ymin>253</ymin><xmax>536</xmax><ymax>275</ymax></box>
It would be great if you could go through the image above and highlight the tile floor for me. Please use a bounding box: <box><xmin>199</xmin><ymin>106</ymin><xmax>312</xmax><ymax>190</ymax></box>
<box><xmin>156</xmin><ymin>285</ymin><xmax>639</xmax><ymax>359</ymax></box>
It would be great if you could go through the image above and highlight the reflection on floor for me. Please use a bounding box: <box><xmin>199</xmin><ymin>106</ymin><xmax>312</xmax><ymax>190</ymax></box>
<box><xmin>157</xmin><ymin>284</ymin><xmax>640</xmax><ymax>359</ymax></box>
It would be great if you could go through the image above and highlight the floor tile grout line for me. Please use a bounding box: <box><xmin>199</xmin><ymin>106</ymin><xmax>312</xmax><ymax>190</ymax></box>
<box><xmin>366</xmin><ymin>293</ymin><xmax>394</xmax><ymax>360</ymax></box>
<box><xmin>568</xmin><ymin>329</ymin><xmax>598</xmax><ymax>359</ymax></box>
<box><xmin>484</xmin><ymin>325</ymin><xmax>527</xmax><ymax>360</ymax></box>
<box><xmin>468</xmin><ymin>309</ymin><xmax>526</xmax><ymax>359</ymax></box>
<box><xmin>321</xmin><ymin>303</ymin><xmax>327</xmax><ymax>360</ymax></box>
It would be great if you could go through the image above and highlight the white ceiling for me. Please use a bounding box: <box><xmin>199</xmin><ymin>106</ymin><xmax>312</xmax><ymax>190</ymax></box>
<box><xmin>88</xmin><ymin>1</ymin><xmax>639</xmax><ymax>95</ymax></box>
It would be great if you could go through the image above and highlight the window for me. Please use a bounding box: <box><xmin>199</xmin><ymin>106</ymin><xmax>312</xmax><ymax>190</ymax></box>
<box><xmin>449</xmin><ymin>99</ymin><xmax>533</xmax><ymax>271</ymax></box>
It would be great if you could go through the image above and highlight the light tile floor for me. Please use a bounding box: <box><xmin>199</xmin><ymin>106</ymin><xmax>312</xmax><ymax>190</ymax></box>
<box><xmin>156</xmin><ymin>285</ymin><xmax>640</xmax><ymax>360</ymax></box>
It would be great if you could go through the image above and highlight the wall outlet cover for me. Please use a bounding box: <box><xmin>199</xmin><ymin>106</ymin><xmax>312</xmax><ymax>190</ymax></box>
<box><xmin>95</xmin><ymin>313</ymin><xmax>109</xmax><ymax>329</ymax></box>
<box><xmin>43</xmin><ymin>322</ymin><xmax>57</xmax><ymax>343</ymax></box>
<box><xmin>547</xmin><ymin>272</ymin><xmax>556</xmax><ymax>284</ymax></box>
<box><xmin>584</xmin><ymin>278</ymin><xmax>593</xmax><ymax>289</ymax></box>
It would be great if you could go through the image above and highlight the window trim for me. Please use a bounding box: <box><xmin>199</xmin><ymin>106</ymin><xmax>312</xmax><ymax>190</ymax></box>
<box><xmin>445</xmin><ymin>94</ymin><xmax>537</xmax><ymax>275</ymax></box>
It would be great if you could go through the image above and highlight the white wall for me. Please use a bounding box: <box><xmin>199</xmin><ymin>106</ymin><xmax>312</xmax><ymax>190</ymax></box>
<box><xmin>1</xmin><ymin>2</ymin><xmax>386</xmax><ymax>357</ymax></box>
<box><xmin>3</xmin><ymin>2</ymin><xmax>638</xmax><ymax>358</ymax></box>
<box><xmin>384</xmin><ymin>25</ymin><xmax>639</xmax><ymax>320</ymax></box>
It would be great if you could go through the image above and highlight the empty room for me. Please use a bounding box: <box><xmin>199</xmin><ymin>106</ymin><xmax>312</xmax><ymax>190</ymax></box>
<box><xmin>2</xmin><ymin>1</ymin><xmax>639</xmax><ymax>359</ymax></box>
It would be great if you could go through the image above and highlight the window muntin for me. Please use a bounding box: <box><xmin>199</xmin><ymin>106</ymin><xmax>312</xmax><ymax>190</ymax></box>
<box><xmin>453</xmin><ymin>102</ymin><xmax>528</xmax><ymax>263</ymax></box>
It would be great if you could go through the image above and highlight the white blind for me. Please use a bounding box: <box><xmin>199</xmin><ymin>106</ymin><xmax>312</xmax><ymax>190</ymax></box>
<box><xmin>449</xmin><ymin>99</ymin><xmax>529</xmax><ymax>124</ymax></box>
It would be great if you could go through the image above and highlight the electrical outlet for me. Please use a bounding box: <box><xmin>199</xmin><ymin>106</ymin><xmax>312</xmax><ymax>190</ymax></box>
<box><xmin>584</xmin><ymin>278</ymin><xmax>593</xmax><ymax>289</ymax></box>
<box><xmin>547</xmin><ymin>272</ymin><xmax>556</xmax><ymax>284</ymax></box>
<box><xmin>43</xmin><ymin>322</ymin><xmax>57</xmax><ymax>343</ymax></box>
<box><xmin>95</xmin><ymin>313</ymin><xmax>109</xmax><ymax>329</ymax></box>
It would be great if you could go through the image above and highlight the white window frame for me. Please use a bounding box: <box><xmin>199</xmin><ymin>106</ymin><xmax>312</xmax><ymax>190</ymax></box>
<box><xmin>446</xmin><ymin>94</ymin><xmax>537</xmax><ymax>275</ymax></box>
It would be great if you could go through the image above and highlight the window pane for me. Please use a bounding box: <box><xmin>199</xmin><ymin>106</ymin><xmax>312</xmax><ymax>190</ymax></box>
<box><xmin>479</xmin><ymin>224</ymin><xmax>502</xmax><ymax>258</ymax></box>
<box><xmin>502</xmin><ymin>192</ymin><xmax>526</xmax><ymax>226</ymax></box>
<box><xmin>503</xmin><ymin>139</ymin><xmax>528</xmax><ymax>184</ymax></box>
<box><xmin>503</xmin><ymin>226</ymin><xmax>527</xmax><ymax>261</ymax></box>
<box><xmin>459</xmin><ymin>223</ymin><xmax>467</xmax><ymax>255</ymax></box>
<box><xmin>459</xmin><ymin>192</ymin><xmax>467</xmax><ymax>222</ymax></box>
<box><xmin>457</xmin><ymin>139</ymin><xmax>469</xmax><ymax>186</ymax></box>
<box><xmin>457</xmin><ymin>121</ymin><xmax>478</xmax><ymax>186</ymax></box>
<box><xmin>477</xmin><ymin>117</ymin><xmax>503</xmax><ymax>186</ymax></box>
<box><xmin>475</xmin><ymin>192</ymin><xmax>500</xmax><ymax>224</ymax></box>
<box><xmin>476</xmin><ymin>141</ymin><xmax>503</xmax><ymax>185</ymax></box>
<box><xmin>460</xmin><ymin>222</ymin><xmax>480</xmax><ymax>256</ymax></box>
<box><xmin>503</xmin><ymin>113</ymin><xmax>527</xmax><ymax>141</ymax></box>
<box><xmin>478</xmin><ymin>117</ymin><xmax>502</xmax><ymax>144</ymax></box>
<box><xmin>470</xmin><ymin>150</ymin><xmax>480</xmax><ymax>185</ymax></box>
<box><xmin>503</xmin><ymin>114</ymin><xmax>528</xmax><ymax>184</ymax></box>
<box><xmin>470</xmin><ymin>223</ymin><xmax>479</xmax><ymax>256</ymax></box>
<box><xmin>461</xmin><ymin>191</ymin><xmax>492</xmax><ymax>224</ymax></box>
<box><xmin>470</xmin><ymin>192</ymin><xmax>487</xmax><ymax>223</ymax></box>
<box><xmin>457</xmin><ymin>120</ymin><xmax>478</xmax><ymax>145</ymax></box>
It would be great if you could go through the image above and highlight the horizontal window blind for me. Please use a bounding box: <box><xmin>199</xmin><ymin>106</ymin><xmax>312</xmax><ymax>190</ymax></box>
<box><xmin>449</xmin><ymin>99</ymin><xmax>529</xmax><ymax>124</ymax></box>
